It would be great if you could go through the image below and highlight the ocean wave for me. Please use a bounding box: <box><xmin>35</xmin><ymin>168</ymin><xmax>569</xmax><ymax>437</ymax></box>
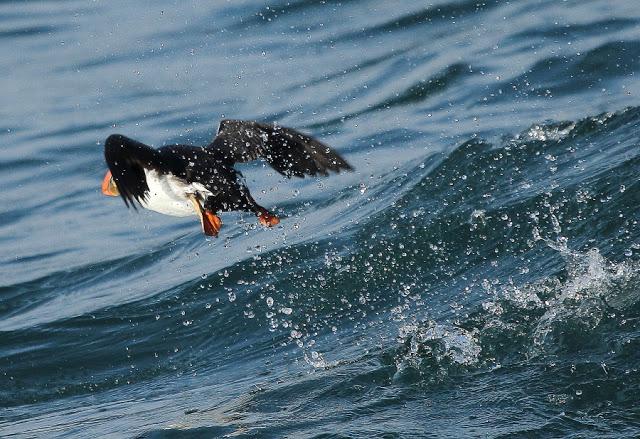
<box><xmin>3</xmin><ymin>0</ymin><xmax>640</xmax><ymax>436</ymax></box>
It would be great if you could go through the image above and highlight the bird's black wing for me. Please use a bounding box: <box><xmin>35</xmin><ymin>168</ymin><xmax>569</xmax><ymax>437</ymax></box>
<box><xmin>207</xmin><ymin>120</ymin><xmax>353</xmax><ymax>177</ymax></box>
<box><xmin>104</xmin><ymin>134</ymin><xmax>166</xmax><ymax>208</ymax></box>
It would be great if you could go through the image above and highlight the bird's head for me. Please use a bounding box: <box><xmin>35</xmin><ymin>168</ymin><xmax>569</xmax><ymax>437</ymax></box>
<box><xmin>101</xmin><ymin>170</ymin><xmax>119</xmax><ymax>197</ymax></box>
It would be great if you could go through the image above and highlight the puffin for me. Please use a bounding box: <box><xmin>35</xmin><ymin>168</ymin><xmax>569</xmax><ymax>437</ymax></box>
<box><xmin>101</xmin><ymin>119</ymin><xmax>353</xmax><ymax>237</ymax></box>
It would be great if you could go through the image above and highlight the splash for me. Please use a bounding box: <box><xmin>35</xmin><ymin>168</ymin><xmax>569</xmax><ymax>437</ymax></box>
<box><xmin>476</xmin><ymin>244</ymin><xmax>640</xmax><ymax>358</ymax></box>
<box><xmin>392</xmin><ymin>320</ymin><xmax>482</xmax><ymax>383</ymax></box>
<box><xmin>531</xmin><ymin>247</ymin><xmax>640</xmax><ymax>353</ymax></box>
<box><xmin>390</xmin><ymin>242</ymin><xmax>640</xmax><ymax>384</ymax></box>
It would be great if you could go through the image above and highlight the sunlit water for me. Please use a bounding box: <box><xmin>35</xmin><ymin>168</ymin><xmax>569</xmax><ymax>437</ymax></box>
<box><xmin>2</xmin><ymin>0</ymin><xmax>640</xmax><ymax>437</ymax></box>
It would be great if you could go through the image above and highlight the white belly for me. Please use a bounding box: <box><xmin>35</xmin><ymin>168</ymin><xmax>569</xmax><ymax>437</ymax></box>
<box><xmin>141</xmin><ymin>169</ymin><xmax>212</xmax><ymax>217</ymax></box>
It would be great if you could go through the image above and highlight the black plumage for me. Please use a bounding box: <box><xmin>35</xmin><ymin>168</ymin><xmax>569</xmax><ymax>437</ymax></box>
<box><xmin>210</xmin><ymin>120</ymin><xmax>352</xmax><ymax>177</ymax></box>
<box><xmin>103</xmin><ymin>119</ymin><xmax>353</xmax><ymax>232</ymax></box>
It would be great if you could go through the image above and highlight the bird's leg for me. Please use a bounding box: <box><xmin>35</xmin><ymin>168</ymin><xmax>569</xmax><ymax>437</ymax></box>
<box><xmin>238</xmin><ymin>185</ymin><xmax>280</xmax><ymax>227</ymax></box>
<box><xmin>187</xmin><ymin>194</ymin><xmax>222</xmax><ymax>237</ymax></box>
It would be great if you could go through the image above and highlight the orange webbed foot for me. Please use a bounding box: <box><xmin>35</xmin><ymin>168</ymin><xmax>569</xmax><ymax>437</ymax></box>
<box><xmin>187</xmin><ymin>194</ymin><xmax>222</xmax><ymax>237</ymax></box>
<box><xmin>258</xmin><ymin>210</ymin><xmax>280</xmax><ymax>227</ymax></box>
<box><xmin>202</xmin><ymin>210</ymin><xmax>222</xmax><ymax>237</ymax></box>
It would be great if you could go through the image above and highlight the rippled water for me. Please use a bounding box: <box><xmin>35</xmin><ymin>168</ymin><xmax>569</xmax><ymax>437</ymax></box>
<box><xmin>2</xmin><ymin>0</ymin><xmax>640</xmax><ymax>437</ymax></box>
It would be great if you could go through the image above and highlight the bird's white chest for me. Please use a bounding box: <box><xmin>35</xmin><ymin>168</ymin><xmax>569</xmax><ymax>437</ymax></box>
<box><xmin>141</xmin><ymin>170</ymin><xmax>211</xmax><ymax>217</ymax></box>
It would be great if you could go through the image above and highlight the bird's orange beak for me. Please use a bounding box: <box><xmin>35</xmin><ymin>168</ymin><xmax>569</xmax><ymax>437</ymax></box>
<box><xmin>101</xmin><ymin>170</ymin><xmax>119</xmax><ymax>196</ymax></box>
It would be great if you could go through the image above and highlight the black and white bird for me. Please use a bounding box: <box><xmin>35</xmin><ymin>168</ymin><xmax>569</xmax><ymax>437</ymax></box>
<box><xmin>101</xmin><ymin>119</ymin><xmax>353</xmax><ymax>236</ymax></box>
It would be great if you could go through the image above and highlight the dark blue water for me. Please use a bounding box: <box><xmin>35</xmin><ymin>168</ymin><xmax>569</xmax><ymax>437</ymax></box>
<box><xmin>2</xmin><ymin>0</ymin><xmax>640</xmax><ymax>437</ymax></box>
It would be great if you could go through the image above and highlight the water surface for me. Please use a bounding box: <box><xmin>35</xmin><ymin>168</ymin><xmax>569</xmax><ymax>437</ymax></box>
<box><xmin>2</xmin><ymin>0</ymin><xmax>640</xmax><ymax>437</ymax></box>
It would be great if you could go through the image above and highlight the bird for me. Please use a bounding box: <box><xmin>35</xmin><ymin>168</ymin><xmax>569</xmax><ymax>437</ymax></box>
<box><xmin>101</xmin><ymin>119</ymin><xmax>353</xmax><ymax>237</ymax></box>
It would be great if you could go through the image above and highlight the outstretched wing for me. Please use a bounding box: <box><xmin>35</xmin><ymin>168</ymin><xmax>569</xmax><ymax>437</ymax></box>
<box><xmin>104</xmin><ymin>134</ymin><xmax>165</xmax><ymax>208</ymax></box>
<box><xmin>208</xmin><ymin>120</ymin><xmax>353</xmax><ymax>177</ymax></box>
